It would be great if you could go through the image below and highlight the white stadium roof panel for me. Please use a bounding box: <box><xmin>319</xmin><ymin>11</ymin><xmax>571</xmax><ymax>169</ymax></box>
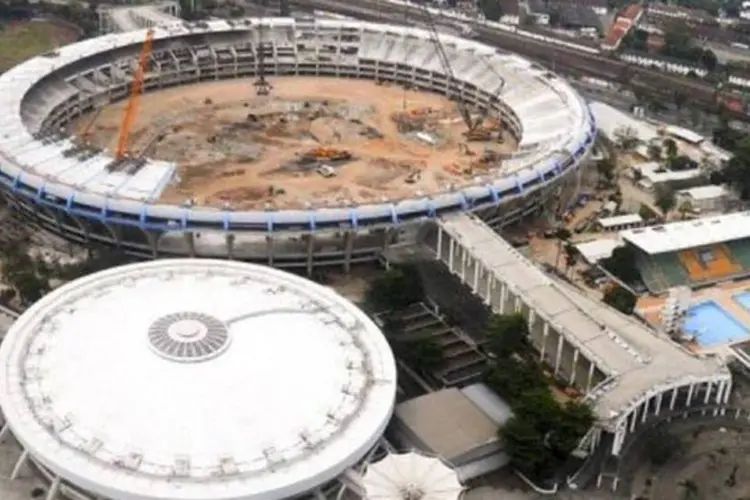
<box><xmin>0</xmin><ymin>260</ymin><xmax>397</xmax><ymax>500</ymax></box>
<box><xmin>620</xmin><ymin>212</ymin><xmax>750</xmax><ymax>254</ymax></box>
<box><xmin>0</xmin><ymin>17</ymin><xmax>593</xmax><ymax>226</ymax></box>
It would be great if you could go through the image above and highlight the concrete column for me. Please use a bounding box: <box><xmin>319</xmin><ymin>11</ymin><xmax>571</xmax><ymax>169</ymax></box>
<box><xmin>45</xmin><ymin>477</ymin><xmax>61</xmax><ymax>500</ymax></box>
<box><xmin>306</xmin><ymin>235</ymin><xmax>314</xmax><ymax>277</ymax></box>
<box><xmin>716</xmin><ymin>381</ymin><xmax>725</xmax><ymax>405</ymax></box>
<box><xmin>499</xmin><ymin>282</ymin><xmax>508</xmax><ymax>314</ymax></box>
<box><xmin>472</xmin><ymin>260</ymin><xmax>480</xmax><ymax>291</ymax></box>
<box><xmin>655</xmin><ymin>392</ymin><xmax>663</xmax><ymax>415</ymax></box>
<box><xmin>266</xmin><ymin>236</ymin><xmax>274</xmax><ymax>267</ymax></box>
<box><xmin>704</xmin><ymin>381</ymin><xmax>713</xmax><ymax>404</ymax></box>
<box><xmin>554</xmin><ymin>334</ymin><xmax>564</xmax><ymax>375</ymax></box>
<box><xmin>586</xmin><ymin>362</ymin><xmax>595</xmax><ymax>392</ymax></box>
<box><xmin>629</xmin><ymin>407</ymin><xmax>638</xmax><ymax>432</ymax></box>
<box><xmin>725</xmin><ymin>378</ymin><xmax>733</xmax><ymax>404</ymax></box>
<box><xmin>485</xmin><ymin>275</ymin><xmax>492</xmax><ymax>305</ymax></box>
<box><xmin>669</xmin><ymin>386</ymin><xmax>679</xmax><ymax>411</ymax></box>
<box><xmin>687</xmin><ymin>383</ymin><xmax>695</xmax><ymax>406</ymax></box>
<box><xmin>11</xmin><ymin>449</ymin><xmax>28</xmax><ymax>480</ymax></box>
<box><xmin>540</xmin><ymin>323</ymin><xmax>549</xmax><ymax>360</ymax></box>
<box><xmin>570</xmin><ymin>349</ymin><xmax>580</xmax><ymax>385</ymax></box>
<box><xmin>641</xmin><ymin>396</ymin><xmax>650</xmax><ymax>423</ymax></box>
<box><xmin>343</xmin><ymin>231</ymin><xmax>354</xmax><ymax>273</ymax></box>
<box><xmin>448</xmin><ymin>238</ymin><xmax>455</xmax><ymax>273</ymax></box>
<box><xmin>436</xmin><ymin>226</ymin><xmax>443</xmax><ymax>260</ymax></box>
<box><xmin>461</xmin><ymin>250</ymin><xmax>468</xmax><ymax>280</ymax></box>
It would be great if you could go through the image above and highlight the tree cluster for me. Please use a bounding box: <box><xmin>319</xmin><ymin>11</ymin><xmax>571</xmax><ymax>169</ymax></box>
<box><xmin>710</xmin><ymin>119</ymin><xmax>750</xmax><ymax>200</ymax></box>
<box><xmin>478</xmin><ymin>0</ymin><xmax>503</xmax><ymax>22</ymax></box>
<box><xmin>482</xmin><ymin>313</ymin><xmax>595</xmax><ymax>479</ymax></box>
<box><xmin>0</xmin><ymin>0</ymin><xmax>98</xmax><ymax>37</ymax></box>
<box><xmin>365</xmin><ymin>264</ymin><xmax>424</xmax><ymax>311</ymax></box>
<box><xmin>623</xmin><ymin>22</ymin><xmax>718</xmax><ymax>71</ymax></box>
<box><xmin>602</xmin><ymin>284</ymin><xmax>637</xmax><ymax>315</ymax></box>
<box><xmin>0</xmin><ymin>239</ymin><xmax>51</xmax><ymax>306</ymax></box>
<box><xmin>601</xmin><ymin>245</ymin><xmax>641</xmax><ymax>285</ymax></box>
<box><xmin>664</xmin><ymin>23</ymin><xmax>718</xmax><ymax>70</ymax></box>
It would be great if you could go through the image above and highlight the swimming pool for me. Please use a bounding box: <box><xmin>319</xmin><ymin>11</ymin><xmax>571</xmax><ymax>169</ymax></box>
<box><xmin>735</xmin><ymin>290</ymin><xmax>750</xmax><ymax>311</ymax></box>
<box><xmin>683</xmin><ymin>301</ymin><xmax>750</xmax><ymax>347</ymax></box>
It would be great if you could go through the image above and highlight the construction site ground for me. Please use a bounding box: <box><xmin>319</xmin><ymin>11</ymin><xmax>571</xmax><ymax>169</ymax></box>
<box><xmin>73</xmin><ymin>77</ymin><xmax>517</xmax><ymax>210</ymax></box>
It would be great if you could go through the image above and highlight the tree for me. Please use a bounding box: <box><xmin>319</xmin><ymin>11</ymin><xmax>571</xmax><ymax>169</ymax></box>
<box><xmin>366</xmin><ymin>265</ymin><xmax>423</xmax><ymax>311</ymax></box>
<box><xmin>500</xmin><ymin>417</ymin><xmax>553</xmax><ymax>475</ymax></box>
<box><xmin>639</xmin><ymin>203</ymin><xmax>656</xmax><ymax>221</ymax></box>
<box><xmin>678</xmin><ymin>200</ymin><xmax>693</xmax><ymax>220</ymax></box>
<box><xmin>550</xmin><ymin>401</ymin><xmax>595</xmax><ymax>455</ymax></box>
<box><xmin>603</xmin><ymin>284</ymin><xmax>636</xmax><ymax>314</ymax></box>
<box><xmin>562</xmin><ymin>243</ymin><xmax>577</xmax><ymax>274</ymax></box>
<box><xmin>673</xmin><ymin>91</ymin><xmax>687</xmax><ymax>111</ymax></box>
<box><xmin>2</xmin><ymin>247</ymin><xmax>51</xmax><ymax>306</ymax></box>
<box><xmin>398</xmin><ymin>337</ymin><xmax>444</xmax><ymax>374</ymax></box>
<box><xmin>485</xmin><ymin>313</ymin><xmax>530</xmax><ymax>359</ymax></box>
<box><xmin>485</xmin><ymin>357</ymin><xmax>547</xmax><ymax>401</ymax></box>
<box><xmin>595</xmin><ymin>158</ymin><xmax>615</xmax><ymax>183</ymax></box>
<box><xmin>514</xmin><ymin>389</ymin><xmax>563</xmax><ymax>430</ymax></box>
<box><xmin>602</xmin><ymin>245</ymin><xmax>640</xmax><ymax>283</ymax></box>
<box><xmin>554</xmin><ymin>227</ymin><xmax>572</xmax><ymax>270</ymax></box>
<box><xmin>655</xmin><ymin>185</ymin><xmax>676</xmax><ymax>214</ymax></box>
<box><xmin>647</xmin><ymin>143</ymin><xmax>662</xmax><ymax>163</ymax></box>
<box><xmin>478</xmin><ymin>0</ymin><xmax>503</xmax><ymax>21</ymax></box>
<box><xmin>662</xmin><ymin>138</ymin><xmax>678</xmax><ymax>161</ymax></box>
<box><xmin>721</xmin><ymin>136</ymin><xmax>750</xmax><ymax>200</ymax></box>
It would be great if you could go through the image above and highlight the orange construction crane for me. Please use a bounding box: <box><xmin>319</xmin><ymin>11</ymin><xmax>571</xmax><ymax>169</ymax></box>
<box><xmin>115</xmin><ymin>29</ymin><xmax>154</xmax><ymax>160</ymax></box>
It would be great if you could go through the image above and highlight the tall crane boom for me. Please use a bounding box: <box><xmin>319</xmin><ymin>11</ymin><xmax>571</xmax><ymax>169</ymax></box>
<box><xmin>115</xmin><ymin>29</ymin><xmax>154</xmax><ymax>160</ymax></box>
<box><xmin>415</xmin><ymin>5</ymin><xmax>474</xmax><ymax>131</ymax></box>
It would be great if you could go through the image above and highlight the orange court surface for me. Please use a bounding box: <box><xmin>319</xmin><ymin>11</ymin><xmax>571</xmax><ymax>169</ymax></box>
<box><xmin>636</xmin><ymin>279</ymin><xmax>750</xmax><ymax>350</ymax></box>
<box><xmin>73</xmin><ymin>77</ymin><xmax>517</xmax><ymax>210</ymax></box>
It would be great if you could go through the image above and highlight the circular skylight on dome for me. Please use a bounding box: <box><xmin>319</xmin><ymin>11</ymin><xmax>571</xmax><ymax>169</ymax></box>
<box><xmin>148</xmin><ymin>311</ymin><xmax>230</xmax><ymax>362</ymax></box>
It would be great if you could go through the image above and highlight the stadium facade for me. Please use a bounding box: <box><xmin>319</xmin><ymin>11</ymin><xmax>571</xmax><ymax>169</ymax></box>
<box><xmin>0</xmin><ymin>18</ymin><xmax>595</xmax><ymax>272</ymax></box>
<box><xmin>0</xmin><ymin>260</ymin><xmax>397</xmax><ymax>500</ymax></box>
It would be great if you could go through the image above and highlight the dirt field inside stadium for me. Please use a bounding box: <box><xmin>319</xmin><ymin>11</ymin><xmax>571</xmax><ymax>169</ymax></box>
<box><xmin>72</xmin><ymin>77</ymin><xmax>517</xmax><ymax>210</ymax></box>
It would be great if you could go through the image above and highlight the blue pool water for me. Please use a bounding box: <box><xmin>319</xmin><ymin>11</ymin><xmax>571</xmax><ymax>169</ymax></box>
<box><xmin>683</xmin><ymin>301</ymin><xmax>749</xmax><ymax>347</ymax></box>
<box><xmin>735</xmin><ymin>291</ymin><xmax>750</xmax><ymax>311</ymax></box>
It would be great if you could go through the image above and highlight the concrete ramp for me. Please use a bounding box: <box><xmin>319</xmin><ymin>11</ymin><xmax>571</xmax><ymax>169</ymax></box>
<box><xmin>98</xmin><ymin>2</ymin><xmax>181</xmax><ymax>33</ymax></box>
<box><xmin>429</xmin><ymin>213</ymin><xmax>729</xmax><ymax>455</ymax></box>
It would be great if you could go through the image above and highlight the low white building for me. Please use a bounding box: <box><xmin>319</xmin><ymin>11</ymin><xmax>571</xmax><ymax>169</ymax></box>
<box><xmin>676</xmin><ymin>185</ymin><xmax>730</xmax><ymax>213</ymax></box>
<box><xmin>597</xmin><ymin>213</ymin><xmax>645</xmax><ymax>232</ymax></box>
<box><xmin>575</xmin><ymin>238</ymin><xmax>622</xmax><ymax>263</ymax></box>
<box><xmin>633</xmin><ymin>161</ymin><xmax>705</xmax><ymax>191</ymax></box>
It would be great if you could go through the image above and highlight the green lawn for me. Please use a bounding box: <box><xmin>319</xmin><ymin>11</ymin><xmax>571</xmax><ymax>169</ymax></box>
<box><xmin>0</xmin><ymin>20</ymin><xmax>79</xmax><ymax>72</ymax></box>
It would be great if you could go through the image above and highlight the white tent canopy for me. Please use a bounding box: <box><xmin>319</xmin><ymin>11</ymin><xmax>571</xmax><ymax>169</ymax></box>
<box><xmin>362</xmin><ymin>452</ymin><xmax>464</xmax><ymax>500</ymax></box>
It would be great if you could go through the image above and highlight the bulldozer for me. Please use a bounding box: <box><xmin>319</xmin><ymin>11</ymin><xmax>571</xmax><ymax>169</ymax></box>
<box><xmin>302</xmin><ymin>147</ymin><xmax>352</xmax><ymax>162</ymax></box>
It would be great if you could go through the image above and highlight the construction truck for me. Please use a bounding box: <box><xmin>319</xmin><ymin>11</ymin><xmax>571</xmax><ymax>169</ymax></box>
<box><xmin>302</xmin><ymin>147</ymin><xmax>352</xmax><ymax>162</ymax></box>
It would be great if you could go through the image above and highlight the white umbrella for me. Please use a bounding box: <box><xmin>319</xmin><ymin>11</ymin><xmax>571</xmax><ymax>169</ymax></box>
<box><xmin>362</xmin><ymin>452</ymin><xmax>464</xmax><ymax>500</ymax></box>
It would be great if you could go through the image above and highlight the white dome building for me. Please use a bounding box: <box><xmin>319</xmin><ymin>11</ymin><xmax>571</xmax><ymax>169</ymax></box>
<box><xmin>0</xmin><ymin>259</ymin><xmax>397</xmax><ymax>500</ymax></box>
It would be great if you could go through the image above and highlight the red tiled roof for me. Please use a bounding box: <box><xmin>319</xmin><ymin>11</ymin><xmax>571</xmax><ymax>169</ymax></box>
<box><xmin>603</xmin><ymin>4</ymin><xmax>643</xmax><ymax>48</ymax></box>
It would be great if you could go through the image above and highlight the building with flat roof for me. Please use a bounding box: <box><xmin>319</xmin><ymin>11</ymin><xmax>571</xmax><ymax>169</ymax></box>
<box><xmin>676</xmin><ymin>185</ymin><xmax>730</xmax><ymax>213</ymax></box>
<box><xmin>391</xmin><ymin>385</ymin><xmax>513</xmax><ymax>480</ymax></box>
<box><xmin>620</xmin><ymin>213</ymin><xmax>750</xmax><ymax>293</ymax></box>
<box><xmin>0</xmin><ymin>259</ymin><xmax>397</xmax><ymax>500</ymax></box>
